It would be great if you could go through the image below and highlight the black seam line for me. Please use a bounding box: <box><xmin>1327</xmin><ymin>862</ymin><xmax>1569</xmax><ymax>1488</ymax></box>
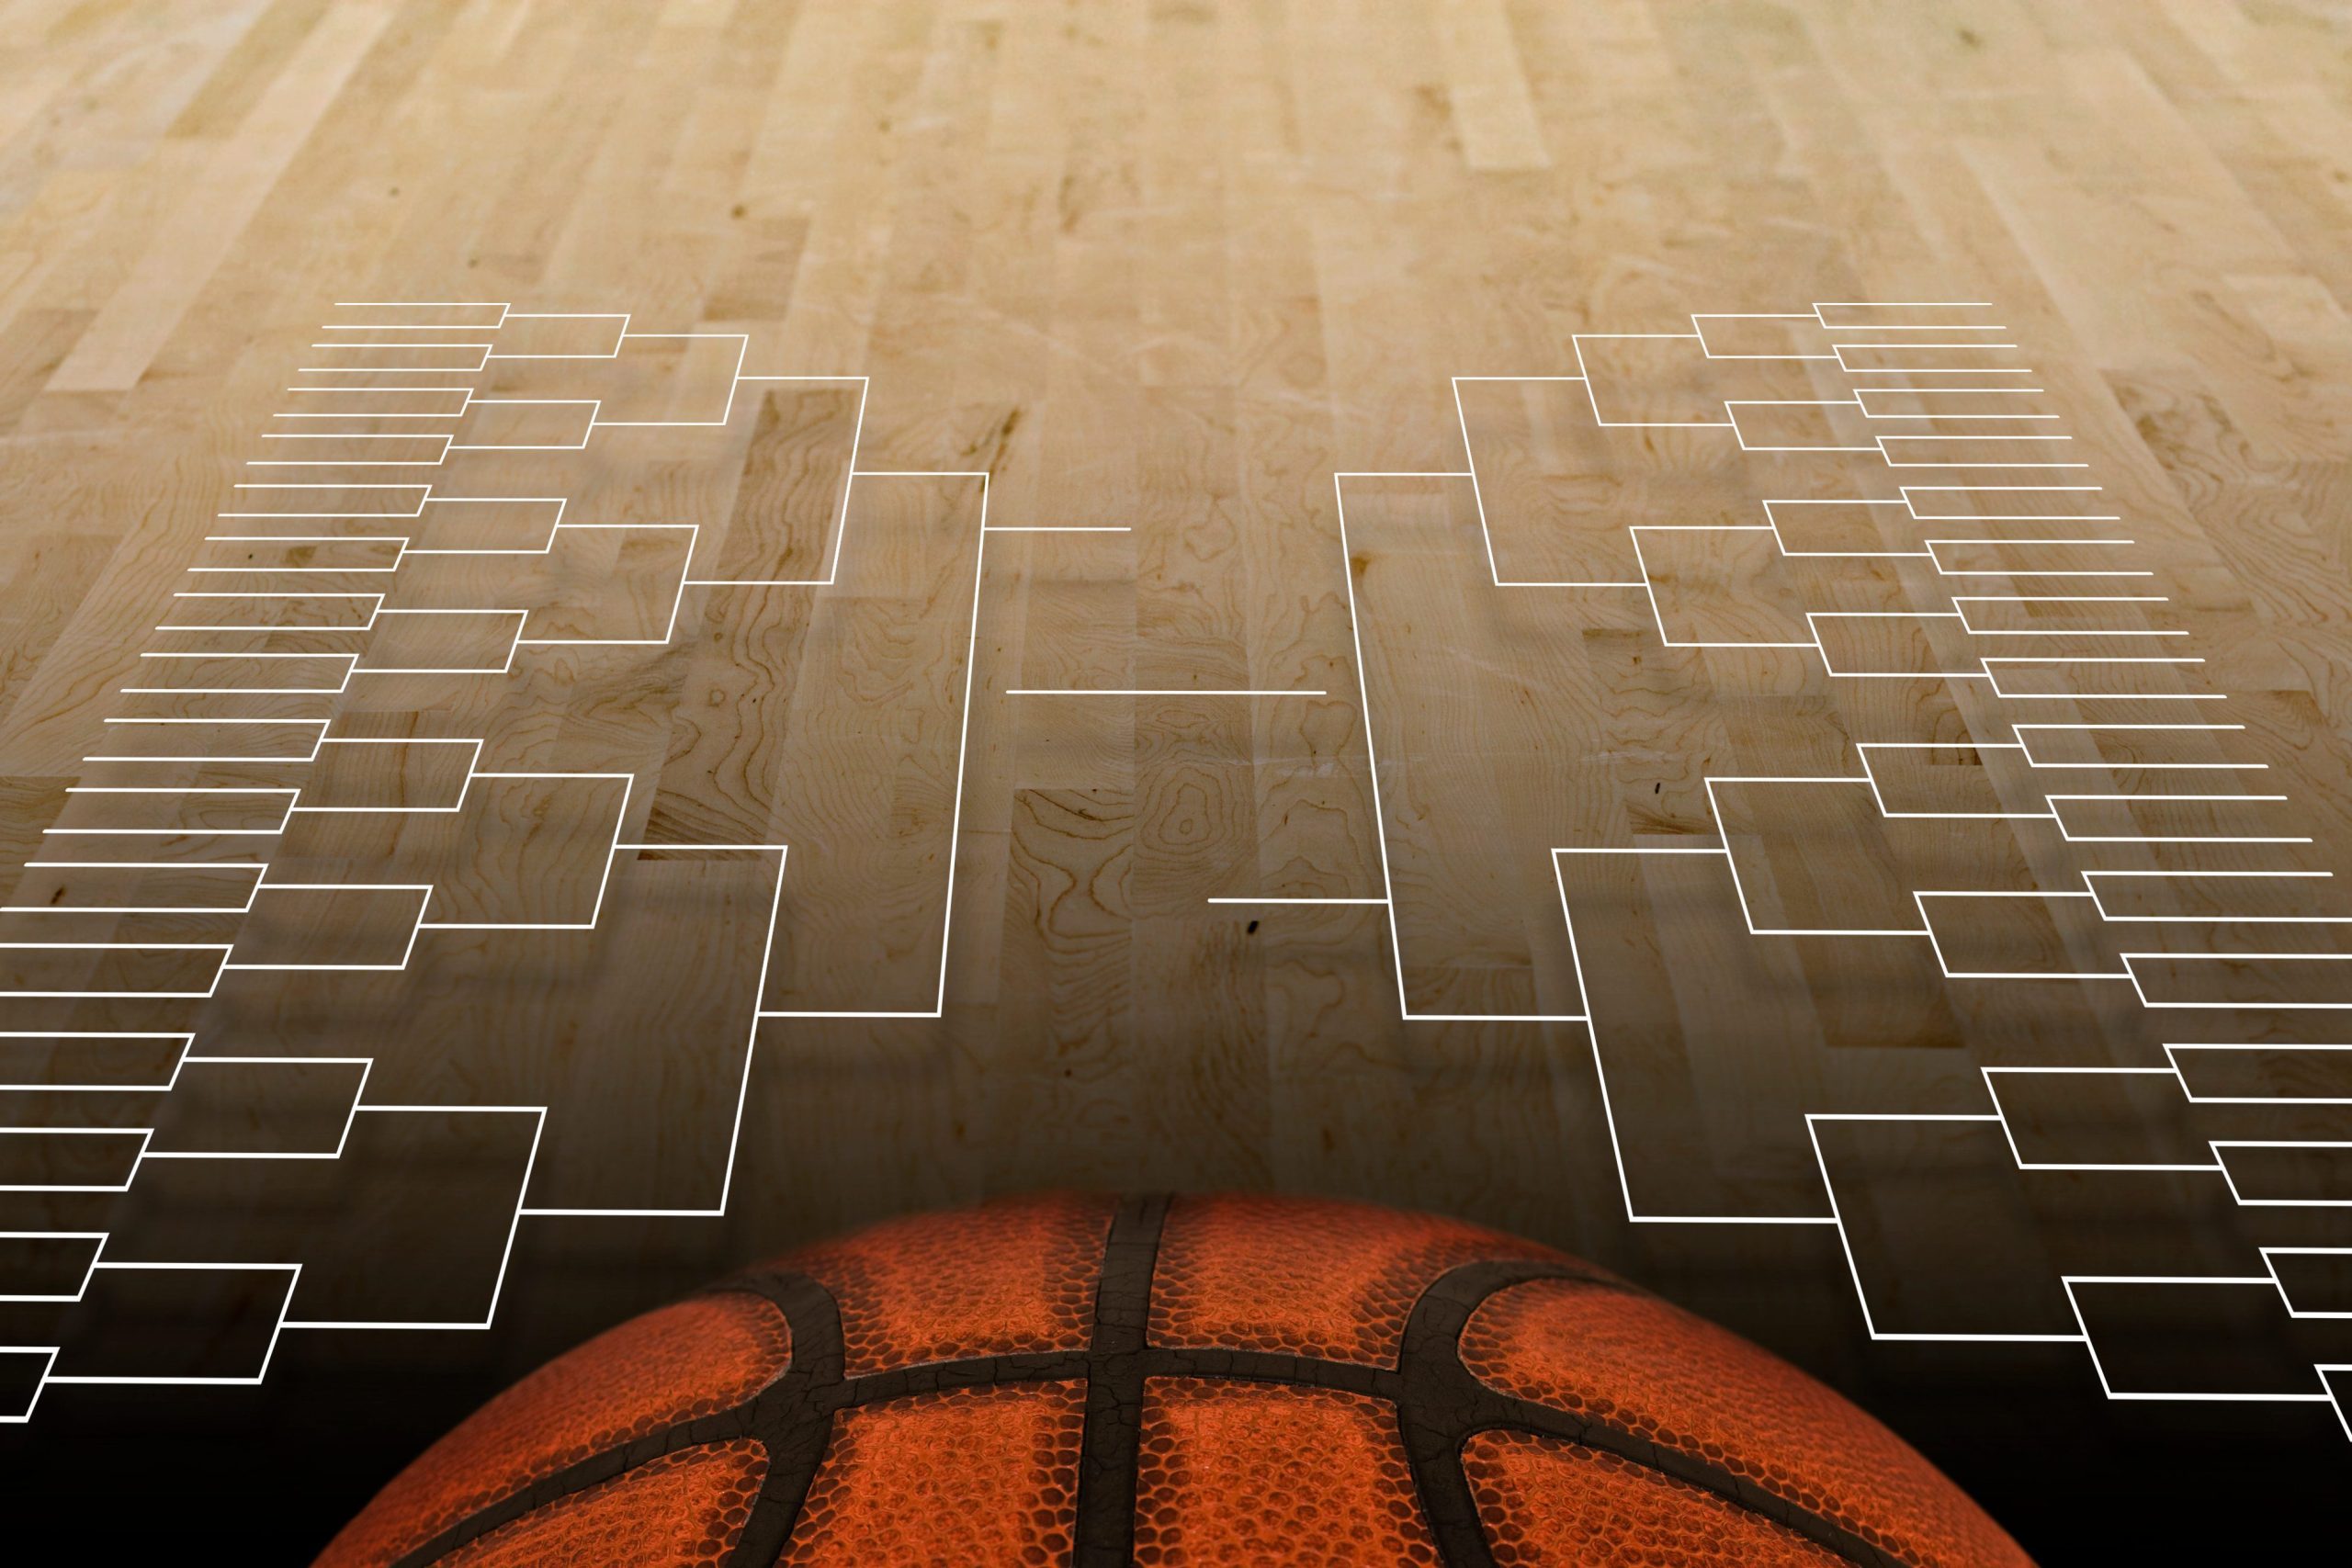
<box><xmin>1394</xmin><ymin>1260</ymin><xmax>1911</xmax><ymax>1568</ymax></box>
<box><xmin>1074</xmin><ymin>1192</ymin><xmax>1168</xmax><ymax>1566</ymax></box>
<box><xmin>393</xmin><ymin>1347</ymin><xmax>1399</xmax><ymax>1568</ymax></box>
<box><xmin>385</xmin><ymin>1244</ymin><xmax>1904</xmax><ymax>1568</ymax></box>
<box><xmin>719</xmin><ymin>1270</ymin><xmax>848</xmax><ymax>1568</ymax></box>
<box><xmin>1396</xmin><ymin>1260</ymin><xmax>1608</xmax><ymax>1568</ymax></box>
<box><xmin>381</xmin><ymin>1270</ymin><xmax>846</xmax><ymax>1568</ymax></box>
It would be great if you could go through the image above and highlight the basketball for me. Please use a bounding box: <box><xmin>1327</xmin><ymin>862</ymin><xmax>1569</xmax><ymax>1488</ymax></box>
<box><xmin>320</xmin><ymin>1194</ymin><xmax>2030</xmax><ymax>1567</ymax></box>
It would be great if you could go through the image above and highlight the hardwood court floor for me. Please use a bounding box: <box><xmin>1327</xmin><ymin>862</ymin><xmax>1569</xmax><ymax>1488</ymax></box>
<box><xmin>1</xmin><ymin>0</ymin><xmax>2350</xmax><ymax>1558</ymax></box>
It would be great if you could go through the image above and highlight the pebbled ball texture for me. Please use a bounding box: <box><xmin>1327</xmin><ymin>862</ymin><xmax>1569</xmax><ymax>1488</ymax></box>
<box><xmin>1457</xmin><ymin>1279</ymin><xmax>2024</xmax><ymax>1568</ymax></box>
<box><xmin>1463</xmin><ymin>1430</ymin><xmax>1847</xmax><ymax>1568</ymax></box>
<box><xmin>779</xmin><ymin>1382</ymin><xmax>1085</xmax><ymax>1566</ymax></box>
<box><xmin>1133</xmin><ymin>1379</ymin><xmax>1442</xmax><ymax>1566</ymax></box>
<box><xmin>324</xmin><ymin>1192</ymin><xmax>2033</xmax><ymax>1568</ymax></box>
<box><xmin>437</xmin><ymin>1442</ymin><xmax>766</xmax><ymax>1568</ymax></box>
<box><xmin>1148</xmin><ymin>1191</ymin><xmax>1561</xmax><ymax>1368</ymax></box>
<box><xmin>779</xmin><ymin>1190</ymin><xmax>1111</xmax><ymax>1378</ymax></box>
<box><xmin>320</xmin><ymin>1295</ymin><xmax>790</xmax><ymax>1568</ymax></box>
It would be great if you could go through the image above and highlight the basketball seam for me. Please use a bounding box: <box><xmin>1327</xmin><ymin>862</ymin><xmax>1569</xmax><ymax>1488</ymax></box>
<box><xmin>1393</xmin><ymin>1261</ymin><xmax>1909</xmax><ymax>1568</ymax></box>
<box><xmin>1073</xmin><ymin>1191</ymin><xmax>1167</xmax><ymax>1565</ymax></box>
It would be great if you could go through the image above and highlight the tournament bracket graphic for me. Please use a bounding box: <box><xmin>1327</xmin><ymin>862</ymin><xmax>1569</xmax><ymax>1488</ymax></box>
<box><xmin>0</xmin><ymin>305</ymin><xmax>982</xmax><ymax>1409</ymax></box>
<box><xmin>1336</xmin><ymin>301</ymin><xmax>2352</xmax><ymax>1426</ymax></box>
<box><xmin>2</xmin><ymin>297</ymin><xmax>2347</xmax><ymax>1448</ymax></box>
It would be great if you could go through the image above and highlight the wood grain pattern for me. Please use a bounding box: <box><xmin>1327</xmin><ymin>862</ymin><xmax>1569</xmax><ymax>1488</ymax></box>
<box><xmin>0</xmin><ymin>0</ymin><xmax>2349</xmax><ymax>1551</ymax></box>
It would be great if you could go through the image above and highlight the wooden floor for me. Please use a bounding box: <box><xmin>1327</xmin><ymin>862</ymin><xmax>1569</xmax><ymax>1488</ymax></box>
<box><xmin>2</xmin><ymin>0</ymin><xmax>2352</xmax><ymax>1552</ymax></box>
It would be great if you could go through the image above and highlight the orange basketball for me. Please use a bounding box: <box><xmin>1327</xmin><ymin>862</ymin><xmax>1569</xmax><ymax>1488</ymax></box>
<box><xmin>322</xmin><ymin>1194</ymin><xmax>2031</xmax><ymax>1567</ymax></box>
